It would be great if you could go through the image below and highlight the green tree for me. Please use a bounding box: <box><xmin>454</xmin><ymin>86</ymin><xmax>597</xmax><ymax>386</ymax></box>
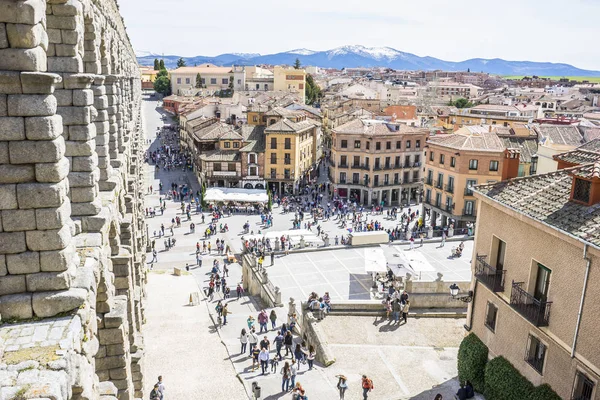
<box><xmin>159</xmin><ymin>59</ymin><xmax>165</xmax><ymax>70</ymax></box>
<box><xmin>229</xmin><ymin>75</ymin><xmax>234</xmax><ymax>91</ymax></box>
<box><xmin>153</xmin><ymin>58</ymin><xmax>159</xmax><ymax>70</ymax></box>
<box><xmin>153</xmin><ymin>75</ymin><xmax>170</xmax><ymax>95</ymax></box>
<box><xmin>176</xmin><ymin>57</ymin><xmax>186</xmax><ymax>68</ymax></box>
<box><xmin>294</xmin><ymin>58</ymin><xmax>301</xmax><ymax>69</ymax></box>
<box><xmin>195</xmin><ymin>73</ymin><xmax>202</xmax><ymax>88</ymax></box>
<box><xmin>305</xmin><ymin>74</ymin><xmax>321</xmax><ymax>105</ymax></box>
<box><xmin>450</xmin><ymin>98</ymin><xmax>473</xmax><ymax>108</ymax></box>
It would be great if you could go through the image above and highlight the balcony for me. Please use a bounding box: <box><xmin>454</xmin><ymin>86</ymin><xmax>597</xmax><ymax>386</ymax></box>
<box><xmin>464</xmin><ymin>187</ymin><xmax>474</xmax><ymax>196</ymax></box>
<box><xmin>373</xmin><ymin>165</ymin><xmax>382</xmax><ymax>171</ymax></box>
<box><xmin>462</xmin><ymin>207</ymin><xmax>475</xmax><ymax>216</ymax></box>
<box><xmin>413</xmin><ymin>162</ymin><xmax>421</xmax><ymax>168</ymax></box>
<box><xmin>445</xmin><ymin>203</ymin><xmax>454</xmax><ymax>212</ymax></box>
<box><xmin>284</xmin><ymin>159</ymin><xmax>291</xmax><ymax>165</ymax></box>
<box><xmin>424</xmin><ymin>197</ymin><xmax>431</xmax><ymax>205</ymax></box>
<box><xmin>352</xmin><ymin>180</ymin><xmax>360</xmax><ymax>185</ymax></box>
<box><xmin>338</xmin><ymin>163</ymin><xmax>349</xmax><ymax>168</ymax></box>
<box><xmin>434</xmin><ymin>180</ymin><xmax>443</xmax><ymax>189</ymax></box>
<box><xmin>425</xmin><ymin>178</ymin><xmax>433</xmax><ymax>185</ymax></box>
<box><xmin>339</xmin><ymin>179</ymin><xmax>346</xmax><ymax>184</ymax></box>
<box><xmin>211</xmin><ymin>170</ymin><xmax>238</xmax><ymax>177</ymax></box>
<box><xmin>474</xmin><ymin>255</ymin><xmax>505</xmax><ymax>292</ymax></box>
<box><xmin>510</xmin><ymin>281</ymin><xmax>552</xmax><ymax>327</ymax></box>
<box><xmin>445</xmin><ymin>184</ymin><xmax>454</xmax><ymax>194</ymax></box>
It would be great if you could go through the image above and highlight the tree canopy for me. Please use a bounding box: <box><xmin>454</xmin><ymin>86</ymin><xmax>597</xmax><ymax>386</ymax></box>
<box><xmin>176</xmin><ymin>57</ymin><xmax>186</xmax><ymax>68</ymax></box>
<box><xmin>153</xmin><ymin>59</ymin><xmax>159</xmax><ymax>70</ymax></box>
<box><xmin>154</xmin><ymin>75</ymin><xmax>170</xmax><ymax>96</ymax></box>
<box><xmin>305</xmin><ymin>74</ymin><xmax>321</xmax><ymax>105</ymax></box>
<box><xmin>293</xmin><ymin>58</ymin><xmax>301</xmax><ymax>69</ymax></box>
<box><xmin>159</xmin><ymin>59</ymin><xmax>165</xmax><ymax>70</ymax></box>
<box><xmin>195</xmin><ymin>73</ymin><xmax>202</xmax><ymax>88</ymax></box>
<box><xmin>449</xmin><ymin>98</ymin><xmax>474</xmax><ymax>108</ymax></box>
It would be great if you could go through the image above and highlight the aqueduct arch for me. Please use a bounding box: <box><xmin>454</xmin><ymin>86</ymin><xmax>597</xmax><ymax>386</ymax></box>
<box><xmin>0</xmin><ymin>1</ymin><xmax>147</xmax><ymax>399</ymax></box>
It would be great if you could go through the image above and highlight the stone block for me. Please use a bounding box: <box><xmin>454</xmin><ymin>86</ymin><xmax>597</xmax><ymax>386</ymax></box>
<box><xmin>47</xmin><ymin>28</ymin><xmax>62</xmax><ymax>44</ymax></box>
<box><xmin>0</xmin><ymin>23</ymin><xmax>7</xmax><ymax>49</ymax></box>
<box><xmin>26</xmin><ymin>270</ymin><xmax>70</xmax><ymax>291</ymax></box>
<box><xmin>35</xmin><ymin>199</ymin><xmax>69</xmax><ymax>231</ymax></box>
<box><xmin>0</xmin><ymin>184</ymin><xmax>18</xmax><ymax>209</ymax></box>
<box><xmin>54</xmin><ymin>43</ymin><xmax>77</xmax><ymax>57</ymax></box>
<box><xmin>0</xmin><ymin>254</ymin><xmax>5</xmax><ymax>275</ymax></box>
<box><xmin>70</xmin><ymin>199</ymin><xmax>100</xmax><ymax>216</ymax></box>
<box><xmin>20</xmin><ymin>71</ymin><xmax>61</xmax><ymax>94</ymax></box>
<box><xmin>7</xmin><ymin>94</ymin><xmax>56</xmax><ymax>116</ymax></box>
<box><xmin>95</xmin><ymin>355</ymin><xmax>126</xmax><ymax>371</ymax></box>
<box><xmin>46</xmin><ymin>42</ymin><xmax>56</xmax><ymax>57</ymax></box>
<box><xmin>17</xmin><ymin>179</ymin><xmax>68</xmax><ymax>208</ymax></box>
<box><xmin>53</xmin><ymin>89</ymin><xmax>72</xmax><ymax>106</ymax></box>
<box><xmin>63</xmin><ymin>73</ymin><xmax>94</xmax><ymax>89</ymax></box>
<box><xmin>6</xmin><ymin>251</ymin><xmax>40</xmax><ymax>274</ymax></box>
<box><xmin>65</xmin><ymin>138</ymin><xmax>95</xmax><ymax>156</ymax></box>
<box><xmin>0</xmin><ymin>0</ymin><xmax>46</xmax><ymax>25</ymax></box>
<box><xmin>32</xmin><ymin>287</ymin><xmax>87</xmax><ymax>317</ymax></box>
<box><xmin>98</xmin><ymin>381</ymin><xmax>118</xmax><ymax>396</ymax></box>
<box><xmin>70</xmin><ymin>186</ymin><xmax>97</xmax><ymax>203</ymax></box>
<box><xmin>71</xmin><ymin>154</ymin><xmax>97</xmax><ymax>172</ymax></box>
<box><xmin>47</xmin><ymin>55</ymin><xmax>83</xmax><ymax>73</ymax></box>
<box><xmin>25</xmin><ymin>114</ymin><xmax>63</xmax><ymax>140</ymax></box>
<box><xmin>35</xmin><ymin>158</ymin><xmax>70</xmax><ymax>183</ymax></box>
<box><xmin>105</xmin><ymin>343</ymin><xmax>126</xmax><ymax>357</ymax></box>
<box><xmin>2</xmin><ymin>209</ymin><xmax>35</xmax><ymax>231</ymax></box>
<box><xmin>0</xmin><ymin>142</ymin><xmax>7</xmax><ymax>163</ymax></box>
<box><xmin>52</xmin><ymin>0</ymin><xmax>82</xmax><ymax>16</ymax></box>
<box><xmin>26</xmin><ymin>224</ymin><xmax>71</xmax><ymax>251</ymax></box>
<box><xmin>0</xmin><ymin>46</ymin><xmax>47</xmax><ymax>72</ymax></box>
<box><xmin>0</xmin><ymin>274</ymin><xmax>26</xmax><ymax>295</ymax></box>
<box><xmin>39</xmin><ymin>244</ymin><xmax>73</xmax><ymax>272</ymax></box>
<box><xmin>73</xmin><ymin>89</ymin><xmax>93</xmax><ymax>106</ymax></box>
<box><xmin>0</xmin><ymin>94</ymin><xmax>7</xmax><ymax>116</ymax></box>
<box><xmin>0</xmin><ymin>164</ymin><xmax>35</xmax><ymax>183</ymax></box>
<box><xmin>6</xmin><ymin>22</ymin><xmax>45</xmax><ymax>48</ymax></box>
<box><xmin>109</xmin><ymin>368</ymin><xmax>129</xmax><ymax>380</ymax></box>
<box><xmin>57</xmin><ymin>105</ymin><xmax>91</xmax><ymax>125</ymax></box>
<box><xmin>69</xmin><ymin>170</ymin><xmax>99</xmax><ymax>187</ymax></box>
<box><xmin>0</xmin><ymin>71</ymin><xmax>22</xmax><ymax>94</ymax></box>
<box><xmin>95</xmin><ymin>109</ymin><xmax>108</xmax><ymax>122</ymax></box>
<box><xmin>61</xmin><ymin>28</ymin><xmax>80</xmax><ymax>45</ymax></box>
<box><xmin>10</xmin><ymin>135</ymin><xmax>65</xmax><ymax>164</ymax></box>
<box><xmin>46</xmin><ymin>14</ymin><xmax>77</xmax><ymax>30</ymax></box>
<box><xmin>69</xmin><ymin>123</ymin><xmax>96</xmax><ymax>141</ymax></box>
<box><xmin>0</xmin><ymin>231</ymin><xmax>26</xmax><ymax>253</ymax></box>
<box><xmin>0</xmin><ymin>116</ymin><xmax>25</xmax><ymax>140</ymax></box>
<box><xmin>0</xmin><ymin>293</ymin><xmax>33</xmax><ymax>319</ymax></box>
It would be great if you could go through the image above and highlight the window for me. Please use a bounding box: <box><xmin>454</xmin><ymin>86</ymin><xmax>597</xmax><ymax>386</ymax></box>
<box><xmin>464</xmin><ymin>200</ymin><xmax>474</xmax><ymax>216</ymax></box>
<box><xmin>450</xmin><ymin>156</ymin><xmax>456</xmax><ymax>167</ymax></box>
<box><xmin>249</xmin><ymin>166</ymin><xmax>257</xmax><ymax>176</ymax></box>
<box><xmin>395</xmin><ymin>156</ymin><xmax>400</xmax><ymax>168</ymax></box>
<box><xmin>494</xmin><ymin>238</ymin><xmax>506</xmax><ymax>270</ymax></box>
<box><xmin>223</xmin><ymin>142</ymin><xmax>231</xmax><ymax>148</ymax></box>
<box><xmin>534</xmin><ymin>263</ymin><xmax>551</xmax><ymax>302</ymax></box>
<box><xmin>435</xmin><ymin>192</ymin><xmax>442</xmax><ymax>207</ymax></box>
<box><xmin>270</xmin><ymin>154</ymin><xmax>277</xmax><ymax>164</ymax></box>
<box><xmin>353</xmin><ymin>156</ymin><xmax>360</xmax><ymax>167</ymax></box>
<box><xmin>352</xmin><ymin>173</ymin><xmax>359</xmax><ymax>184</ymax></box>
<box><xmin>185</xmin><ymin>78</ymin><xmax>190</xmax><ymax>84</ymax></box>
<box><xmin>466</xmin><ymin>179</ymin><xmax>477</xmax><ymax>195</ymax></box>
<box><xmin>485</xmin><ymin>302</ymin><xmax>498</xmax><ymax>332</ymax></box>
<box><xmin>384</xmin><ymin>174</ymin><xmax>389</xmax><ymax>184</ymax></box>
<box><xmin>237</xmin><ymin>79</ymin><xmax>241</xmax><ymax>84</ymax></box>
<box><xmin>201</xmin><ymin>78</ymin><xmax>205</xmax><ymax>85</ymax></box>
<box><xmin>445</xmin><ymin>196</ymin><xmax>453</xmax><ymax>210</ymax></box>
<box><xmin>270</xmin><ymin>168</ymin><xmax>276</xmax><ymax>179</ymax></box>
<box><xmin>396</xmin><ymin>141</ymin><xmax>401</xmax><ymax>149</ymax></box>
<box><xmin>406</xmin><ymin>140</ymin><xmax>411</xmax><ymax>149</ymax></box>
<box><xmin>176</xmin><ymin>78</ymin><xmax>181</xmax><ymax>84</ymax></box>
<box><xmin>469</xmin><ymin>159</ymin><xmax>478</xmax><ymax>170</ymax></box>
<box><xmin>222</xmin><ymin>78</ymin><xmax>228</xmax><ymax>84</ymax></box>
<box><xmin>376</xmin><ymin>142</ymin><xmax>381</xmax><ymax>151</ymax></box>
<box><xmin>437</xmin><ymin>173</ymin><xmax>443</xmax><ymax>188</ymax></box>
<box><xmin>284</xmin><ymin>169</ymin><xmax>291</xmax><ymax>179</ymax></box>
<box><xmin>249</xmin><ymin>154</ymin><xmax>256</xmax><ymax>164</ymax></box>
<box><xmin>525</xmin><ymin>334</ymin><xmax>546</xmax><ymax>374</ymax></box>
<box><xmin>427</xmin><ymin>170</ymin><xmax>433</xmax><ymax>185</ymax></box>
<box><xmin>414</xmin><ymin>155</ymin><xmax>420</xmax><ymax>165</ymax></box>
<box><xmin>339</xmin><ymin>172</ymin><xmax>346</xmax><ymax>183</ymax></box>
<box><xmin>210</xmin><ymin>78</ymin><xmax>217</xmax><ymax>84</ymax></box>
<box><xmin>425</xmin><ymin>189</ymin><xmax>431</xmax><ymax>203</ymax></box>
<box><xmin>394</xmin><ymin>173</ymin><xmax>399</xmax><ymax>184</ymax></box>
<box><xmin>270</xmin><ymin>137</ymin><xmax>277</xmax><ymax>149</ymax></box>
<box><xmin>252</xmin><ymin>116</ymin><xmax>258</xmax><ymax>123</ymax></box>
<box><xmin>228</xmin><ymin>163</ymin><xmax>236</xmax><ymax>172</ymax></box>
<box><xmin>374</xmin><ymin>158</ymin><xmax>380</xmax><ymax>169</ymax></box>
<box><xmin>573</xmin><ymin>178</ymin><xmax>591</xmax><ymax>203</ymax></box>
<box><xmin>299</xmin><ymin>83</ymin><xmax>304</xmax><ymax>90</ymax></box>
<box><xmin>386</xmin><ymin>141</ymin><xmax>391</xmax><ymax>150</ymax></box>
<box><xmin>341</xmin><ymin>140</ymin><xmax>348</xmax><ymax>148</ymax></box>
<box><xmin>366</xmin><ymin>141</ymin><xmax>370</xmax><ymax>150</ymax></box>
<box><xmin>429</xmin><ymin>151</ymin><xmax>434</xmax><ymax>162</ymax></box>
<box><xmin>447</xmin><ymin>176</ymin><xmax>454</xmax><ymax>192</ymax></box>
<box><xmin>385</xmin><ymin>157</ymin><xmax>390</xmax><ymax>169</ymax></box>
<box><xmin>489</xmin><ymin>160</ymin><xmax>499</xmax><ymax>171</ymax></box>
<box><xmin>439</xmin><ymin>154</ymin><xmax>445</xmax><ymax>164</ymax></box>
<box><xmin>233</xmin><ymin>142</ymin><xmax>240</xmax><ymax>148</ymax></box>
<box><xmin>285</xmin><ymin>138</ymin><xmax>291</xmax><ymax>150</ymax></box>
<box><xmin>374</xmin><ymin>175</ymin><xmax>379</xmax><ymax>186</ymax></box>
<box><xmin>572</xmin><ymin>371</ymin><xmax>595</xmax><ymax>400</ymax></box>
<box><xmin>412</xmin><ymin>170</ymin><xmax>419</xmax><ymax>180</ymax></box>
<box><xmin>404</xmin><ymin>155</ymin><xmax>410</xmax><ymax>167</ymax></box>
<box><xmin>213</xmin><ymin>163</ymin><xmax>221</xmax><ymax>171</ymax></box>
<box><xmin>403</xmin><ymin>171</ymin><xmax>409</xmax><ymax>183</ymax></box>
<box><xmin>284</xmin><ymin>153</ymin><xmax>291</xmax><ymax>165</ymax></box>
<box><xmin>354</xmin><ymin>140</ymin><xmax>361</xmax><ymax>149</ymax></box>
<box><xmin>416</xmin><ymin>140</ymin><xmax>421</xmax><ymax>148</ymax></box>
<box><xmin>340</xmin><ymin>155</ymin><xmax>347</xmax><ymax>166</ymax></box>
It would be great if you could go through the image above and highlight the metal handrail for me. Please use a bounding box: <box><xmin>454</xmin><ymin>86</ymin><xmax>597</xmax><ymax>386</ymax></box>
<box><xmin>474</xmin><ymin>255</ymin><xmax>505</xmax><ymax>292</ymax></box>
<box><xmin>510</xmin><ymin>281</ymin><xmax>552</xmax><ymax>327</ymax></box>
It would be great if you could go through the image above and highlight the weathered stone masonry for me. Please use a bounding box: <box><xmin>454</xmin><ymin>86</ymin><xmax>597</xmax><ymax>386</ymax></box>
<box><xmin>0</xmin><ymin>1</ymin><xmax>147</xmax><ymax>399</ymax></box>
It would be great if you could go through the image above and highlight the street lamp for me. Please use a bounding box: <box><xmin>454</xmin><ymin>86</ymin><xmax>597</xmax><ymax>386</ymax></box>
<box><xmin>449</xmin><ymin>283</ymin><xmax>473</xmax><ymax>303</ymax></box>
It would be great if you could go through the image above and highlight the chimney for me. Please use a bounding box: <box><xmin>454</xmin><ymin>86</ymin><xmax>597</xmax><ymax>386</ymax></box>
<box><xmin>501</xmin><ymin>148</ymin><xmax>520</xmax><ymax>180</ymax></box>
<box><xmin>569</xmin><ymin>163</ymin><xmax>600</xmax><ymax>206</ymax></box>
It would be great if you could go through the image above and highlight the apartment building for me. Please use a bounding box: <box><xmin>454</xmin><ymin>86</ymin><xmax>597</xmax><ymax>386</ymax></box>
<box><xmin>422</xmin><ymin>126</ymin><xmax>519</xmax><ymax>228</ymax></box>
<box><xmin>273</xmin><ymin>66</ymin><xmax>306</xmax><ymax>103</ymax></box>
<box><xmin>533</xmin><ymin>124</ymin><xmax>585</xmax><ymax>174</ymax></box>
<box><xmin>330</xmin><ymin>119</ymin><xmax>428</xmax><ymax>206</ymax></box>
<box><xmin>468</xmin><ymin>162</ymin><xmax>600</xmax><ymax>400</ymax></box>
<box><xmin>428</xmin><ymin>82</ymin><xmax>483</xmax><ymax>99</ymax></box>
<box><xmin>263</xmin><ymin>108</ymin><xmax>320</xmax><ymax>194</ymax></box>
<box><xmin>170</xmin><ymin>64</ymin><xmax>239</xmax><ymax>96</ymax></box>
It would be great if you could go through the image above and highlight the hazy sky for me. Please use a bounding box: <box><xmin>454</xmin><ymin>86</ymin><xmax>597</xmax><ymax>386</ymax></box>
<box><xmin>119</xmin><ymin>0</ymin><xmax>600</xmax><ymax>70</ymax></box>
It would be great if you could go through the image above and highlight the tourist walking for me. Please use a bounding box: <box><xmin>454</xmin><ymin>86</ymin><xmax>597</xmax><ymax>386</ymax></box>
<box><xmin>284</xmin><ymin>331</ymin><xmax>293</xmax><ymax>357</ymax></box>
<box><xmin>274</xmin><ymin>330</ymin><xmax>284</xmax><ymax>360</ymax></box>
<box><xmin>155</xmin><ymin>376</ymin><xmax>165</xmax><ymax>399</ymax></box>
<box><xmin>362</xmin><ymin>375</ymin><xmax>374</xmax><ymax>399</ymax></box>
<box><xmin>307</xmin><ymin>345</ymin><xmax>316</xmax><ymax>370</ymax></box>
<box><xmin>441</xmin><ymin>231</ymin><xmax>446</xmax><ymax>247</ymax></box>
<box><xmin>247</xmin><ymin>315</ymin><xmax>255</xmax><ymax>330</ymax></box>
<box><xmin>336</xmin><ymin>374</ymin><xmax>348</xmax><ymax>400</ymax></box>
<box><xmin>290</xmin><ymin>359</ymin><xmax>298</xmax><ymax>388</ymax></box>
<box><xmin>393</xmin><ymin>299</ymin><xmax>402</xmax><ymax>324</ymax></box>
<box><xmin>259</xmin><ymin>347</ymin><xmax>270</xmax><ymax>375</ymax></box>
<box><xmin>269</xmin><ymin>309</ymin><xmax>277</xmax><ymax>329</ymax></box>
<box><xmin>222</xmin><ymin>304</ymin><xmax>231</xmax><ymax>325</ymax></box>
<box><xmin>281</xmin><ymin>361</ymin><xmax>291</xmax><ymax>392</ymax></box>
<box><xmin>258</xmin><ymin>310</ymin><xmax>268</xmax><ymax>333</ymax></box>
<box><xmin>240</xmin><ymin>328</ymin><xmax>248</xmax><ymax>354</ymax></box>
<box><xmin>402</xmin><ymin>300</ymin><xmax>410</xmax><ymax>324</ymax></box>
<box><xmin>248</xmin><ymin>330</ymin><xmax>258</xmax><ymax>356</ymax></box>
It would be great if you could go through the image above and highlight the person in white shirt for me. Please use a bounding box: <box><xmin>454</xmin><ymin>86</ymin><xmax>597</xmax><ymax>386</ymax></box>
<box><xmin>156</xmin><ymin>376</ymin><xmax>165</xmax><ymax>399</ymax></box>
<box><xmin>258</xmin><ymin>348</ymin><xmax>270</xmax><ymax>375</ymax></box>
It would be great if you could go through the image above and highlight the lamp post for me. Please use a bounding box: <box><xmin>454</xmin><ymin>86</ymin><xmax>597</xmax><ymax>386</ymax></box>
<box><xmin>449</xmin><ymin>283</ymin><xmax>473</xmax><ymax>303</ymax></box>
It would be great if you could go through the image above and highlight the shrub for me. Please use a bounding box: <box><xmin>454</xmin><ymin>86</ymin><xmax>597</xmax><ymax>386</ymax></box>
<box><xmin>529</xmin><ymin>384</ymin><xmax>561</xmax><ymax>400</ymax></box>
<box><xmin>484</xmin><ymin>356</ymin><xmax>534</xmax><ymax>400</ymax></box>
<box><xmin>457</xmin><ymin>332</ymin><xmax>489</xmax><ymax>393</ymax></box>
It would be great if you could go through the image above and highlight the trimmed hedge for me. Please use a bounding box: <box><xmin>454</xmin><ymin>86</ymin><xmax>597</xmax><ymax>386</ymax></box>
<box><xmin>529</xmin><ymin>384</ymin><xmax>562</xmax><ymax>400</ymax></box>
<box><xmin>457</xmin><ymin>332</ymin><xmax>489</xmax><ymax>393</ymax></box>
<box><xmin>484</xmin><ymin>356</ymin><xmax>534</xmax><ymax>400</ymax></box>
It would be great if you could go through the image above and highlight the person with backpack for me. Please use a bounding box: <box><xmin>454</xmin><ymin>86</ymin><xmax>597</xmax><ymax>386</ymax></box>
<box><xmin>150</xmin><ymin>384</ymin><xmax>161</xmax><ymax>400</ymax></box>
<box><xmin>362</xmin><ymin>375</ymin><xmax>374</xmax><ymax>399</ymax></box>
<box><xmin>335</xmin><ymin>374</ymin><xmax>348</xmax><ymax>400</ymax></box>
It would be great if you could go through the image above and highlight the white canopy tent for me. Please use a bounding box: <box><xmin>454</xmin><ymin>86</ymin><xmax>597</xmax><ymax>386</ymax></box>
<box><xmin>364</xmin><ymin>247</ymin><xmax>388</xmax><ymax>274</ymax></box>
<box><xmin>378</xmin><ymin>244</ymin><xmax>416</xmax><ymax>277</ymax></box>
<box><xmin>204</xmin><ymin>187</ymin><xmax>268</xmax><ymax>203</ymax></box>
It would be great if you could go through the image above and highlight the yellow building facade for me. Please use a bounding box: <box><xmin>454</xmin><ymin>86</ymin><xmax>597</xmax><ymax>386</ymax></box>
<box><xmin>273</xmin><ymin>66</ymin><xmax>306</xmax><ymax>104</ymax></box>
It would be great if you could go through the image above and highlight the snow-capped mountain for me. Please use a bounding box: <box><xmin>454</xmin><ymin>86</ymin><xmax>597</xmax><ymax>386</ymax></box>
<box><xmin>137</xmin><ymin>45</ymin><xmax>600</xmax><ymax>76</ymax></box>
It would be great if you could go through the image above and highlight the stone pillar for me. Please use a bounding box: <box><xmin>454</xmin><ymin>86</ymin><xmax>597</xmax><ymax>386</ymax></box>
<box><xmin>105</xmin><ymin>74</ymin><xmax>120</xmax><ymax>162</ymax></box>
<box><xmin>93</xmin><ymin>75</ymin><xmax>113</xmax><ymax>189</ymax></box>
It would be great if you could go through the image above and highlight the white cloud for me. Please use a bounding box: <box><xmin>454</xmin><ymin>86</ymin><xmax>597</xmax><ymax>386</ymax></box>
<box><xmin>119</xmin><ymin>0</ymin><xmax>600</xmax><ymax>70</ymax></box>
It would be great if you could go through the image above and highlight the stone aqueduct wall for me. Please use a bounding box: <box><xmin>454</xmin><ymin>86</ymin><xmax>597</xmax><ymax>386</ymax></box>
<box><xmin>0</xmin><ymin>1</ymin><xmax>147</xmax><ymax>399</ymax></box>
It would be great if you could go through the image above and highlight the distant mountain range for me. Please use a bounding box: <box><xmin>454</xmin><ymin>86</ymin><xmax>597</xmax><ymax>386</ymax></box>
<box><xmin>136</xmin><ymin>45</ymin><xmax>600</xmax><ymax>77</ymax></box>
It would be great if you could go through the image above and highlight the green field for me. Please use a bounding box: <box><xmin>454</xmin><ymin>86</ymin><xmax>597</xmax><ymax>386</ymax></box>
<box><xmin>503</xmin><ymin>76</ymin><xmax>600</xmax><ymax>83</ymax></box>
